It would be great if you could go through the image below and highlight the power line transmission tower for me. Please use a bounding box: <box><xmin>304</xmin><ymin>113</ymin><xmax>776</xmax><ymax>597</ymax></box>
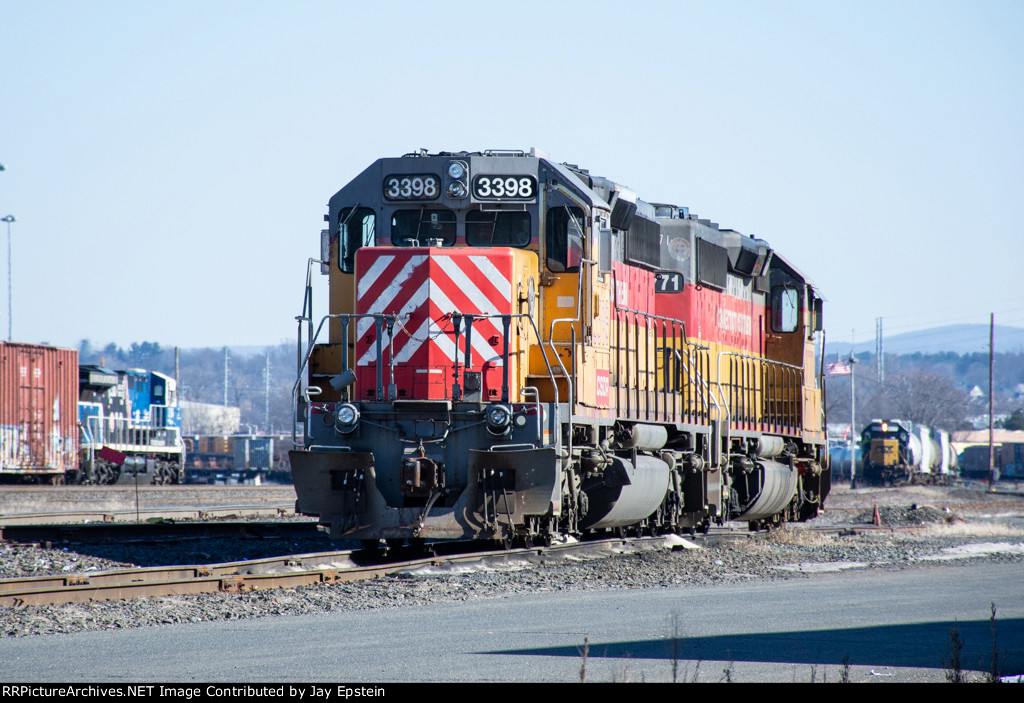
<box><xmin>876</xmin><ymin>317</ymin><xmax>884</xmax><ymax>384</ymax></box>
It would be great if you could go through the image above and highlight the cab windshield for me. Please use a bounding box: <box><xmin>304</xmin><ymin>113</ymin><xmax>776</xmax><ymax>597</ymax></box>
<box><xmin>465</xmin><ymin>210</ymin><xmax>531</xmax><ymax>247</ymax></box>
<box><xmin>391</xmin><ymin>208</ymin><xmax>456</xmax><ymax>246</ymax></box>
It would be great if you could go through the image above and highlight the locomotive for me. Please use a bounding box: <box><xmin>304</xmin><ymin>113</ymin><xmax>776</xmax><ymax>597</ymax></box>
<box><xmin>78</xmin><ymin>365</ymin><xmax>185</xmax><ymax>484</ymax></box>
<box><xmin>290</xmin><ymin>149</ymin><xmax>830</xmax><ymax>545</ymax></box>
<box><xmin>859</xmin><ymin>419</ymin><xmax>958</xmax><ymax>485</ymax></box>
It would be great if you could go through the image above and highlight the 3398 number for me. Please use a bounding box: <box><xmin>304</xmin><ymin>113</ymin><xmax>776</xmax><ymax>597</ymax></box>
<box><xmin>383</xmin><ymin>174</ymin><xmax>439</xmax><ymax>200</ymax></box>
<box><xmin>473</xmin><ymin>175</ymin><xmax>536</xmax><ymax>200</ymax></box>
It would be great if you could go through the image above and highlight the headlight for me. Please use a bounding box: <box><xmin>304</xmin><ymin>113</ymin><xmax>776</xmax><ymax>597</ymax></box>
<box><xmin>485</xmin><ymin>404</ymin><xmax>512</xmax><ymax>435</ymax></box>
<box><xmin>447</xmin><ymin>181</ymin><xmax>467</xmax><ymax>199</ymax></box>
<box><xmin>335</xmin><ymin>403</ymin><xmax>360</xmax><ymax>432</ymax></box>
<box><xmin>447</xmin><ymin>161</ymin><xmax>466</xmax><ymax>179</ymax></box>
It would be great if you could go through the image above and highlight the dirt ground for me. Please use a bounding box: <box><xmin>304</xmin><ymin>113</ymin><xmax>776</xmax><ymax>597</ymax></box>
<box><xmin>824</xmin><ymin>481</ymin><xmax>1024</xmax><ymax>512</ymax></box>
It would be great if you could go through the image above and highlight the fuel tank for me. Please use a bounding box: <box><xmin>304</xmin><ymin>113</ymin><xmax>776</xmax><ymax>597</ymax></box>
<box><xmin>580</xmin><ymin>455</ymin><xmax>671</xmax><ymax>529</ymax></box>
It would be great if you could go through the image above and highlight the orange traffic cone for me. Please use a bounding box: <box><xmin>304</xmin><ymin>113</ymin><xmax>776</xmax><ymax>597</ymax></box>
<box><xmin>873</xmin><ymin>505</ymin><xmax>881</xmax><ymax>526</ymax></box>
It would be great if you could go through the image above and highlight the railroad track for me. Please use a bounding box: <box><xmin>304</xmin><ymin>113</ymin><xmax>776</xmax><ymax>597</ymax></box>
<box><xmin>0</xmin><ymin>536</ymin><xmax>691</xmax><ymax>608</ymax></box>
<box><xmin>0</xmin><ymin>519</ymin><xmax>920</xmax><ymax>609</ymax></box>
<box><xmin>3</xmin><ymin>497</ymin><xmax>1018</xmax><ymax>609</ymax></box>
<box><xmin>0</xmin><ymin>503</ymin><xmax>297</xmax><ymax>527</ymax></box>
<box><xmin>0</xmin><ymin>519</ymin><xmax>318</xmax><ymax>545</ymax></box>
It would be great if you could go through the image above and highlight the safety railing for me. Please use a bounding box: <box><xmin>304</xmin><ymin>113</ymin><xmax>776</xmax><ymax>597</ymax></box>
<box><xmin>292</xmin><ymin>309</ymin><xmax>559</xmax><ymax>448</ymax></box>
<box><xmin>612</xmin><ymin>304</ymin><xmax>712</xmax><ymax>427</ymax></box>
<box><xmin>715</xmin><ymin>351</ymin><xmax>802</xmax><ymax>435</ymax></box>
<box><xmin>81</xmin><ymin>413</ymin><xmax>183</xmax><ymax>455</ymax></box>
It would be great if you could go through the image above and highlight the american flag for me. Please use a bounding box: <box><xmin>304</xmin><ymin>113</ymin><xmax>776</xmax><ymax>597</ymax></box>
<box><xmin>826</xmin><ymin>360</ymin><xmax>852</xmax><ymax>376</ymax></box>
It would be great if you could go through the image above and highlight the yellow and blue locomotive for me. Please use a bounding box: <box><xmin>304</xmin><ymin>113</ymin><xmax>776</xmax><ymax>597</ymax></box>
<box><xmin>290</xmin><ymin>149</ymin><xmax>829</xmax><ymax>545</ymax></box>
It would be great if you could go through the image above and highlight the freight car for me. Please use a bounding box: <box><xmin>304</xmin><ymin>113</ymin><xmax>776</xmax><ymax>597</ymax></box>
<box><xmin>0</xmin><ymin>341</ymin><xmax>184</xmax><ymax>484</ymax></box>
<box><xmin>183</xmin><ymin>434</ymin><xmax>291</xmax><ymax>484</ymax></box>
<box><xmin>290</xmin><ymin>148</ymin><xmax>830</xmax><ymax>546</ymax></box>
<box><xmin>859</xmin><ymin>419</ymin><xmax>958</xmax><ymax>485</ymax></box>
<box><xmin>959</xmin><ymin>443</ymin><xmax>1024</xmax><ymax>481</ymax></box>
<box><xmin>0</xmin><ymin>342</ymin><xmax>78</xmax><ymax>483</ymax></box>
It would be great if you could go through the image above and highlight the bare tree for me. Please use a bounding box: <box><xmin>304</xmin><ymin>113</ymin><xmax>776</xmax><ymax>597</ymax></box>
<box><xmin>885</xmin><ymin>369</ymin><xmax>969</xmax><ymax>429</ymax></box>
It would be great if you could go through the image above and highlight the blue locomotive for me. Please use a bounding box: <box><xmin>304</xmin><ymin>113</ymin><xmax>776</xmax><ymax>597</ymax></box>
<box><xmin>77</xmin><ymin>366</ymin><xmax>185</xmax><ymax>484</ymax></box>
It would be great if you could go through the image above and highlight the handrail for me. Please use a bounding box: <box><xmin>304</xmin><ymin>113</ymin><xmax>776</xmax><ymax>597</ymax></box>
<box><xmin>715</xmin><ymin>351</ymin><xmax>803</xmax><ymax>450</ymax></box>
<box><xmin>292</xmin><ymin>309</ymin><xmax>560</xmax><ymax>449</ymax></box>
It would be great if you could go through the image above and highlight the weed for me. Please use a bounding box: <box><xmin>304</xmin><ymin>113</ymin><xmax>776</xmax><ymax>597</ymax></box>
<box><xmin>987</xmin><ymin>602</ymin><xmax>1006</xmax><ymax>684</ymax></box>
<box><xmin>689</xmin><ymin>659</ymin><xmax>703</xmax><ymax>683</ymax></box>
<box><xmin>720</xmin><ymin>655</ymin><xmax>734</xmax><ymax>683</ymax></box>
<box><xmin>612</xmin><ymin>656</ymin><xmax>631</xmax><ymax>683</ymax></box>
<box><xmin>945</xmin><ymin>627</ymin><xmax>965</xmax><ymax>683</ymax></box>
<box><xmin>766</xmin><ymin>526</ymin><xmax>833</xmax><ymax>546</ymax></box>
<box><xmin>840</xmin><ymin>654</ymin><xmax>851</xmax><ymax>683</ymax></box>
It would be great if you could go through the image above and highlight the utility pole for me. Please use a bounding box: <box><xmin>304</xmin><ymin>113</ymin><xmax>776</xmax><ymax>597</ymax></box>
<box><xmin>2</xmin><ymin>215</ymin><xmax>14</xmax><ymax>341</ymax></box>
<box><xmin>849</xmin><ymin>330</ymin><xmax>858</xmax><ymax>489</ymax></box>
<box><xmin>989</xmin><ymin>313</ymin><xmax>995</xmax><ymax>490</ymax></box>
<box><xmin>264</xmin><ymin>352</ymin><xmax>271</xmax><ymax>433</ymax></box>
<box><xmin>223</xmin><ymin>347</ymin><xmax>230</xmax><ymax>406</ymax></box>
<box><xmin>850</xmin><ymin>356</ymin><xmax>857</xmax><ymax>488</ymax></box>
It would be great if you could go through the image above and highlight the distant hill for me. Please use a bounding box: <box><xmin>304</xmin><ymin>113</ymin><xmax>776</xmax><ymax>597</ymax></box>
<box><xmin>824</xmin><ymin>324</ymin><xmax>1024</xmax><ymax>357</ymax></box>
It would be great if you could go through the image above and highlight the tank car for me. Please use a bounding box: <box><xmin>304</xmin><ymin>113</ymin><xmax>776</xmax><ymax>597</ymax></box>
<box><xmin>859</xmin><ymin>419</ymin><xmax>957</xmax><ymax>485</ymax></box>
<box><xmin>290</xmin><ymin>149</ymin><xmax>830</xmax><ymax>545</ymax></box>
<box><xmin>78</xmin><ymin>366</ymin><xmax>185</xmax><ymax>484</ymax></box>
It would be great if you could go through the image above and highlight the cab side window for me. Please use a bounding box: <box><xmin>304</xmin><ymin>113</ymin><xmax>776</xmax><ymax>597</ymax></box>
<box><xmin>771</xmin><ymin>286</ymin><xmax>799</xmax><ymax>333</ymax></box>
<box><xmin>546</xmin><ymin>206</ymin><xmax>584</xmax><ymax>272</ymax></box>
<box><xmin>339</xmin><ymin>207</ymin><xmax>376</xmax><ymax>273</ymax></box>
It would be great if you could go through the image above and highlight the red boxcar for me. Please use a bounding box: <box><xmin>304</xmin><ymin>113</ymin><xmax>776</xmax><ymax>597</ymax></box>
<box><xmin>0</xmin><ymin>342</ymin><xmax>79</xmax><ymax>481</ymax></box>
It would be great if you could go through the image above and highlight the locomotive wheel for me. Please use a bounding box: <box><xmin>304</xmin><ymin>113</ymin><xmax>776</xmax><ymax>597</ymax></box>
<box><xmin>96</xmin><ymin>464</ymin><xmax>118</xmax><ymax>485</ymax></box>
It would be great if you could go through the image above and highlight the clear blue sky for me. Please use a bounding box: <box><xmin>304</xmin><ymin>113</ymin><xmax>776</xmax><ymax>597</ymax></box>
<box><xmin>2</xmin><ymin>0</ymin><xmax>1022</xmax><ymax>354</ymax></box>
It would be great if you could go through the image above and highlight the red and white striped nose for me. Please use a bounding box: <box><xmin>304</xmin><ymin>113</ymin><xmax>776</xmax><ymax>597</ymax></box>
<box><xmin>353</xmin><ymin>248</ymin><xmax>513</xmax><ymax>400</ymax></box>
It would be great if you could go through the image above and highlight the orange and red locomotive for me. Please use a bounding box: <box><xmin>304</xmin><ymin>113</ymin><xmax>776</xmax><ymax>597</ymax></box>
<box><xmin>290</xmin><ymin>149</ymin><xmax>829</xmax><ymax>545</ymax></box>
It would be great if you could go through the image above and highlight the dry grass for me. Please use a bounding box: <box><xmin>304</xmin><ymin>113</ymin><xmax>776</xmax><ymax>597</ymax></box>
<box><xmin>765</xmin><ymin>526</ymin><xmax>834</xmax><ymax>547</ymax></box>
<box><xmin>913</xmin><ymin>521</ymin><xmax>1024</xmax><ymax>538</ymax></box>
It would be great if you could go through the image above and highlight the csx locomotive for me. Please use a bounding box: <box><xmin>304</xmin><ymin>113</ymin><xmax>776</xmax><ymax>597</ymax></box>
<box><xmin>859</xmin><ymin>419</ymin><xmax>957</xmax><ymax>485</ymax></box>
<box><xmin>290</xmin><ymin>149</ymin><xmax>830</xmax><ymax>545</ymax></box>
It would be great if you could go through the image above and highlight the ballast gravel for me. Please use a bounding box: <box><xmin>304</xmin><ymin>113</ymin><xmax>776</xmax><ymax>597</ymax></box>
<box><xmin>2</xmin><ymin>488</ymin><xmax>1023</xmax><ymax>639</ymax></box>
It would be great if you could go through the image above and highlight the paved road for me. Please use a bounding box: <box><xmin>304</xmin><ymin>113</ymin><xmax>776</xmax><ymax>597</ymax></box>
<box><xmin>2</xmin><ymin>561</ymin><xmax>1021</xmax><ymax>683</ymax></box>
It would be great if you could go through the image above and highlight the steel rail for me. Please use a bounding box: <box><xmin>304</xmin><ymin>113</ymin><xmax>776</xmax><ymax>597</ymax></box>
<box><xmin>0</xmin><ymin>504</ymin><xmax>297</xmax><ymax>527</ymax></box>
<box><xmin>0</xmin><ymin>533</ymin><xmax>740</xmax><ymax>608</ymax></box>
